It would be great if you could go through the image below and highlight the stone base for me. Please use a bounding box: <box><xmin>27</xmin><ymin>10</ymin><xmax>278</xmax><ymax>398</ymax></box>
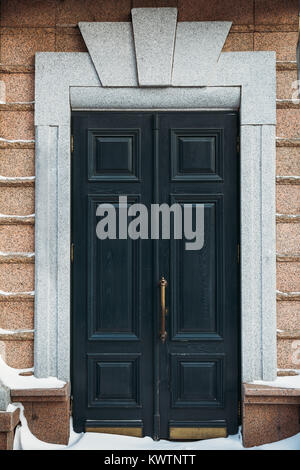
<box><xmin>0</xmin><ymin>408</ymin><xmax>20</xmax><ymax>450</ymax></box>
<box><xmin>11</xmin><ymin>383</ymin><xmax>70</xmax><ymax>445</ymax></box>
<box><xmin>242</xmin><ymin>383</ymin><xmax>300</xmax><ymax>447</ymax></box>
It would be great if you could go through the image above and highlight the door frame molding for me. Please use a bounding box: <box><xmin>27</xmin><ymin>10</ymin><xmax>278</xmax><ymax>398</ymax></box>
<box><xmin>33</xmin><ymin>8</ymin><xmax>276</xmax><ymax>383</ymax></box>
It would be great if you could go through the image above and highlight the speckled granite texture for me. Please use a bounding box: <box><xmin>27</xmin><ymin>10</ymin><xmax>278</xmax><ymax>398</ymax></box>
<box><xmin>0</xmin><ymin>0</ymin><xmax>299</xmax><ymax>448</ymax></box>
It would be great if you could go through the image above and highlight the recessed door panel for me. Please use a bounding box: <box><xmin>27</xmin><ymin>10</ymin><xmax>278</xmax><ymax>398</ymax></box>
<box><xmin>88</xmin><ymin>195</ymin><xmax>141</xmax><ymax>340</ymax></box>
<box><xmin>171</xmin><ymin>195</ymin><xmax>223</xmax><ymax>340</ymax></box>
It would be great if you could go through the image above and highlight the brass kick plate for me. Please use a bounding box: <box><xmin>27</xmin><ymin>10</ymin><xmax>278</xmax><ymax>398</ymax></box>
<box><xmin>85</xmin><ymin>427</ymin><xmax>143</xmax><ymax>438</ymax></box>
<box><xmin>169</xmin><ymin>427</ymin><xmax>227</xmax><ymax>440</ymax></box>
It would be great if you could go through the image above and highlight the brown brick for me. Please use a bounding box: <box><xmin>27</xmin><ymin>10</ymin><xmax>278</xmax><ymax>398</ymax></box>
<box><xmin>277</xmin><ymin>262</ymin><xmax>300</xmax><ymax>292</ymax></box>
<box><xmin>1</xmin><ymin>73</ymin><xmax>34</xmax><ymax>103</ymax></box>
<box><xmin>276</xmin><ymin>185</ymin><xmax>300</xmax><ymax>215</ymax></box>
<box><xmin>0</xmin><ymin>187</ymin><xmax>34</xmax><ymax>215</ymax></box>
<box><xmin>0</xmin><ymin>110</ymin><xmax>34</xmax><ymax>140</ymax></box>
<box><xmin>132</xmin><ymin>0</ymin><xmax>178</xmax><ymax>7</ymax></box>
<box><xmin>222</xmin><ymin>33</ymin><xmax>253</xmax><ymax>52</ymax></box>
<box><xmin>255</xmin><ymin>0</ymin><xmax>299</xmax><ymax>25</ymax></box>
<box><xmin>277</xmin><ymin>301</ymin><xmax>300</xmax><ymax>330</ymax></box>
<box><xmin>277</xmin><ymin>338</ymin><xmax>300</xmax><ymax>369</ymax></box>
<box><xmin>55</xmin><ymin>29</ymin><xmax>87</xmax><ymax>53</ymax></box>
<box><xmin>0</xmin><ymin>28</ymin><xmax>55</xmax><ymax>65</ymax></box>
<box><xmin>277</xmin><ymin>147</ymin><xmax>300</xmax><ymax>175</ymax></box>
<box><xmin>1</xmin><ymin>0</ymin><xmax>56</xmax><ymax>27</ymax></box>
<box><xmin>178</xmin><ymin>0</ymin><xmax>254</xmax><ymax>24</ymax></box>
<box><xmin>56</xmin><ymin>0</ymin><xmax>131</xmax><ymax>24</ymax></box>
<box><xmin>0</xmin><ymin>225</ymin><xmax>34</xmax><ymax>252</ymax></box>
<box><xmin>277</xmin><ymin>223</ymin><xmax>300</xmax><ymax>253</ymax></box>
<box><xmin>0</xmin><ymin>263</ymin><xmax>34</xmax><ymax>292</ymax></box>
<box><xmin>0</xmin><ymin>148</ymin><xmax>34</xmax><ymax>177</ymax></box>
<box><xmin>0</xmin><ymin>300</ymin><xmax>34</xmax><ymax>330</ymax></box>
<box><xmin>277</xmin><ymin>109</ymin><xmax>300</xmax><ymax>139</ymax></box>
<box><xmin>277</xmin><ymin>69</ymin><xmax>298</xmax><ymax>100</ymax></box>
<box><xmin>0</xmin><ymin>338</ymin><xmax>33</xmax><ymax>368</ymax></box>
<box><xmin>254</xmin><ymin>32</ymin><xmax>298</xmax><ymax>61</ymax></box>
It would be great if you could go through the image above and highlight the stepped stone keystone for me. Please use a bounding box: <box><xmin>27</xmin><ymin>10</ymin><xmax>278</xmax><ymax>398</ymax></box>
<box><xmin>172</xmin><ymin>22</ymin><xmax>232</xmax><ymax>86</ymax></box>
<box><xmin>78</xmin><ymin>22</ymin><xmax>137</xmax><ymax>87</ymax></box>
<box><xmin>132</xmin><ymin>7</ymin><xmax>177</xmax><ymax>87</ymax></box>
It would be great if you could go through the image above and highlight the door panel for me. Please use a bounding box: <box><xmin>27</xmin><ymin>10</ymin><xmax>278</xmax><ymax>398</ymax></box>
<box><xmin>72</xmin><ymin>113</ymin><xmax>154</xmax><ymax>437</ymax></box>
<box><xmin>72</xmin><ymin>111</ymin><xmax>239</xmax><ymax>439</ymax></box>
<box><xmin>158</xmin><ymin>112</ymin><xmax>239</xmax><ymax>438</ymax></box>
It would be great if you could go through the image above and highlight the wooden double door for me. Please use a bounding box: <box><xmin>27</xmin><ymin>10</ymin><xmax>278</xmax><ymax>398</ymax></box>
<box><xmin>72</xmin><ymin>111</ymin><xmax>240</xmax><ymax>439</ymax></box>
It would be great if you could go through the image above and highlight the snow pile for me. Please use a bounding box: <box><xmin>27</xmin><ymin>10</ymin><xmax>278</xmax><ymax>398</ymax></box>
<box><xmin>0</xmin><ymin>357</ymin><xmax>65</xmax><ymax>390</ymax></box>
<box><xmin>11</xmin><ymin>404</ymin><xmax>300</xmax><ymax>451</ymax></box>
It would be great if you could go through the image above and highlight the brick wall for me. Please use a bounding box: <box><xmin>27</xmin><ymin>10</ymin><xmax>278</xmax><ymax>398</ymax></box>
<box><xmin>0</xmin><ymin>0</ymin><xmax>299</xmax><ymax>374</ymax></box>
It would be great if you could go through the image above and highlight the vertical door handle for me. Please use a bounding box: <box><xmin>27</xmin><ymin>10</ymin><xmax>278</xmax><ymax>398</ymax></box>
<box><xmin>159</xmin><ymin>276</ymin><xmax>168</xmax><ymax>343</ymax></box>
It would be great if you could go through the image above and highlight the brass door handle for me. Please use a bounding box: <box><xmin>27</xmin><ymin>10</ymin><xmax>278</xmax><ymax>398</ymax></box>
<box><xmin>159</xmin><ymin>276</ymin><xmax>168</xmax><ymax>343</ymax></box>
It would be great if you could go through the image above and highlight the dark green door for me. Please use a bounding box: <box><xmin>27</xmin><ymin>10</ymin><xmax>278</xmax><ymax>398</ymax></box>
<box><xmin>72</xmin><ymin>111</ymin><xmax>240</xmax><ymax>440</ymax></box>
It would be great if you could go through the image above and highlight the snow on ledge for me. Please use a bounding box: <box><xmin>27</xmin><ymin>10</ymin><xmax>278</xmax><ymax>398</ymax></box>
<box><xmin>0</xmin><ymin>357</ymin><xmax>65</xmax><ymax>390</ymax></box>
<box><xmin>0</xmin><ymin>328</ymin><xmax>34</xmax><ymax>335</ymax></box>
<box><xmin>0</xmin><ymin>290</ymin><xmax>34</xmax><ymax>296</ymax></box>
<box><xmin>252</xmin><ymin>371</ymin><xmax>300</xmax><ymax>389</ymax></box>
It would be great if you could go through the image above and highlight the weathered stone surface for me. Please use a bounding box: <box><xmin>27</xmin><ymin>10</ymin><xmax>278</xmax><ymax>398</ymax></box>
<box><xmin>79</xmin><ymin>22</ymin><xmax>137</xmax><ymax>86</ymax></box>
<box><xmin>172</xmin><ymin>21</ymin><xmax>231</xmax><ymax>86</ymax></box>
<box><xmin>132</xmin><ymin>7</ymin><xmax>177</xmax><ymax>86</ymax></box>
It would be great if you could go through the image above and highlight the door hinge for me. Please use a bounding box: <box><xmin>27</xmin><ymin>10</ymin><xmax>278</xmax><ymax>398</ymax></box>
<box><xmin>71</xmin><ymin>135</ymin><xmax>74</xmax><ymax>154</ymax></box>
<box><xmin>238</xmin><ymin>400</ymin><xmax>241</xmax><ymax>419</ymax></box>
<box><xmin>237</xmin><ymin>135</ymin><xmax>240</xmax><ymax>153</ymax></box>
<box><xmin>237</xmin><ymin>244</ymin><xmax>240</xmax><ymax>264</ymax></box>
<box><xmin>71</xmin><ymin>243</ymin><xmax>74</xmax><ymax>263</ymax></box>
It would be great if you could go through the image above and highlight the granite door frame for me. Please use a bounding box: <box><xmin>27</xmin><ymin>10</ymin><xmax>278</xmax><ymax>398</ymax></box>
<box><xmin>33</xmin><ymin>10</ymin><xmax>277</xmax><ymax>384</ymax></box>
